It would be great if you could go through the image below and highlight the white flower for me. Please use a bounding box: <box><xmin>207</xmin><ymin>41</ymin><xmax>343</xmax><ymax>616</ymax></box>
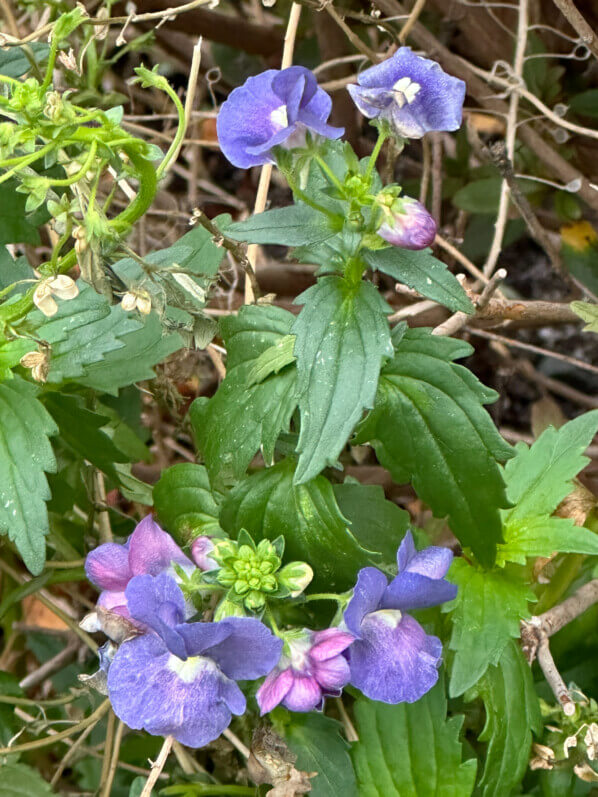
<box><xmin>20</xmin><ymin>350</ymin><xmax>49</xmax><ymax>382</ymax></box>
<box><xmin>121</xmin><ymin>290</ymin><xmax>151</xmax><ymax>315</ymax></box>
<box><xmin>33</xmin><ymin>275</ymin><xmax>78</xmax><ymax>317</ymax></box>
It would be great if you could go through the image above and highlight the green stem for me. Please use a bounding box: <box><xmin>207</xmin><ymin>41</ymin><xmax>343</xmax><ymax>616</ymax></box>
<box><xmin>284</xmin><ymin>169</ymin><xmax>339</xmax><ymax>221</ymax></box>
<box><xmin>304</xmin><ymin>592</ymin><xmax>343</xmax><ymax>603</ymax></box>
<box><xmin>314</xmin><ymin>154</ymin><xmax>345</xmax><ymax>194</ymax></box>
<box><xmin>49</xmin><ymin>219</ymin><xmax>74</xmax><ymax>273</ymax></box>
<box><xmin>265</xmin><ymin>605</ymin><xmax>280</xmax><ymax>635</ymax></box>
<box><xmin>40</xmin><ymin>40</ymin><xmax>58</xmax><ymax>92</ymax></box>
<box><xmin>156</xmin><ymin>82</ymin><xmax>186</xmax><ymax>180</ymax></box>
<box><xmin>364</xmin><ymin>129</ymin><xmax>388</xmax><ymax>181</ymax></box>
<box><xmin>0</xmin><ymin>692</ymin><xmax>84</xmax><ymax>707</ymax></box>
<box><xmin>0</xmin><ymin>141</ymin><xmax>57</xmax><ymax>186</ymax></box>
<box><xmin>45</xmin><ymin>140</ymin><xmax>97</xmax><ymax>187</ymax></box>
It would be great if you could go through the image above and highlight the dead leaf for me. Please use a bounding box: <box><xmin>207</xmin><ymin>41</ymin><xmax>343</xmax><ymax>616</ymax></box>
<box><xmin>248</xmin><ymin>725</ymin><xmax>314</xmax><ymax>796</ymax></box>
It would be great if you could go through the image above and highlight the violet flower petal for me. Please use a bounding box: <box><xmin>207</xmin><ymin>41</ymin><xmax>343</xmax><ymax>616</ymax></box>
<box><xmin>202</xmin><ymin>617</ymin><xmax>283</xmax><ymax>681</ymax></box>
<box><xmin>348</xmin><ymin>611</ymin><xmax>442</xmax><ymax>703</ymax></box>
<box><xmin>257</xmin><ymin>669</ymin><xmax>295</xmax><ymax>715</ymax></box>
<box><xmin>398</xmin><ymin>534</ymin><xmax>453</xmax><ymax>579</ymax></box>
<box><xmin>85</xmin><ymin>542</ymin><xmax>130</xmax><ymax>591</ymax></box>
<box><xmin>343</xmin><ymin>567</ymin><xmax>388</xmax><ymax>637</ymax></box>
<box><xmin>128</xmin><ymin>516</ymin><xmax>193</xmax><ymax>577</ymax></box>
<box><xmin>313</xmin><ymin>654</ymin><xmax>351</xmax><ymax>691</ymax></box>
<box><xmin>310</xmin><ymin>628</ymin><xmax>355</xmax><ymax>661</ymax></box>
<box><xmin>107</xmin><ymin>634</ymin><xmax>244</xmax><ymax>748</ymax></box>
<box><xmin>283</xmin><ymin>674</ymin><xmax>323</xmax><ymax>712</ymax></box>
<box><xmin>125</xmin><ymin>573</ymin><xmax>187</xmax><ymax>660</ymax></box>
<box><xmin>381</xmin><ymin>571</ymin><xmax>458</xmax><ymax>611</ymax></box>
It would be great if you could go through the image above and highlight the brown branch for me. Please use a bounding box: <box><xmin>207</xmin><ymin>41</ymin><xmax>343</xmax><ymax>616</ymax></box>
<box><xmin>475</xmin><ymin>298</ymin><xmax>580</xmax><ymax>327</ymax></box>
<box><xmin>141</xmin><ymin>735</ymin><xmax>174</xmax><ymax>797</ymax></box>
<box><xmin>551</xmin><ymin>0</ymin><xmax>598</xmax><ymax>62</ymax></box>
<box><xmin>433</xmin><ymin>268</ymin><xmax>506</xmax><ymax>337</ymax></box>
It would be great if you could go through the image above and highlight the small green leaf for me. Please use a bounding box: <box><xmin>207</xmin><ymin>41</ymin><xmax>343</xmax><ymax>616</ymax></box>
<box><xmin>0</xmin><ymin>377</ymin><xmax>57</xmax><ymax>574</ymax></box>
<box><xmin>351</xmin><ymin>681</ymin><xmax>476</xmax><ymax>797</ymax></box>
<box><xmin>192</xmin><ymin>305</ymin><xmax>298</xmax><ymax>486</ymax></box>
<box><xmin>570</xmin><ymin>89</ymin><xmax>598</xmax><ymax>118</ymax></box>
<box><xmin>293</xmin><ymin>276</ymin><xmax>393</xmax><ymax>484</ymax></box>
<box><xmin>226</xmin><ymin>204</ymin><xmax>338</xmax><ymax>247</ymax></box>
<box><xmin>444</xmin><ymin>558</ymin><xmax>533</xmax><ymax>696</ymax></box>
<box><xmin>453</xmin><ymin>177</ymin><xmax>537</xmax><ymax>214</ymax></box>
<box><xmin>364</xmin><ymin>247</ymin><xmax>474</xmax><ymax>314</ymax></box>
<box><xmin>280</xmin><ymin>712</ymin><xmax>358</xmax><ymax>797</ymax></box>
<box><xmin>154</xmin><ymin>463</ymin><xmax>221</xmax><ymax>543</ymax></box>
<box><xmin>248</xmin><ymin>334</ymin><xmax>296</xmax><ymax>386</ymax></box>
<box><xmin>471</xmin><ymin>640</ymin><xmax>541</xmax><ymax>797</ymax></box>
<box><xmin>0</xmin><ymin>179</ymin><xmax>49</xmax><ymax>245</ymax></box>
<box><xmin>354</xmin><ymin>327</ymin><xmax>513</xmax><ymax>567</ymax></box>
<box><xmin>571</xmin><ymin>301</ymin><xmax>598</xmax><ymax>333</ymax></box>
<box><xmin>0</xmin><ymin>44</ymin><xmax>49</xmax><ymax>78</ymax></box>
<box><xmin>0</xmin><ymin>763</ymin><xmax>56</xmax><ymax>795</ymax></box>
<box><xmin>497</xmin><ymin>515</ymin><xmax>598</xmax><ymax>566</ymax></box>
<box><xmin>220</xmin><ymin>458</ymin><xmax>373</xmax><ymax>590</ymax></box>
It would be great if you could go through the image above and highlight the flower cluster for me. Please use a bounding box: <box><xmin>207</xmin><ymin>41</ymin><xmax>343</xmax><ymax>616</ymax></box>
<box><xmin>84</xmin><ymin>517</ymin><xmax>456</xmax><ymax>748</ymax></box>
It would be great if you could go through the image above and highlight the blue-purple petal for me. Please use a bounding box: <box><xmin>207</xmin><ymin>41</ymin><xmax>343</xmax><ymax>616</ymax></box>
<box><xmin>85</xmin><ymin>542</ymin><xmax>130</xmax><ymax>592</ymax></box>
<box><xmin>125</xmin><ymin>573</ymin><xmax>187</xmax><ymax>659</ymax></box>
<box><xmin>382</xmin><ymin>571</ymin><xmax>458</xmax><ymax>611</ymax></box>
<box><xmin>348</xmin><ymin>611</ymin><xmax>442</xmax><ymax>703</ymax></box>
<box><xmin>343</xmin><ymin>567</ymin><xmax>388</xmax><ymax>637</ymax></box>
<box><xmin>128</xmin><ymin>516</ymin><xmax>193</xmax><ymax>577</ymax></box>
<box><xmin>202</xmin><ymin>617</ymin><xmax>283</xmax><ymax>680</ymax></box>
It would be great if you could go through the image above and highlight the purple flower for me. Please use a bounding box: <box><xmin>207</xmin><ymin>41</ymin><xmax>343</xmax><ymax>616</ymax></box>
<box><xmin>191</xmin><ymin>535</ymin><xmax>217</xmax><ymax>571</ymax></box>
<box><xmin>257</xmin><ymin>628</ymin><xmax>354</xmax><ymax>714</ymax></box>
<box><xmin>85</xmin><ymin>516</ymin><xmax>195</xmax><ymax>620</ymax></box>
<box><xmin>378</xmin><ymin>196</ymin><xmax>436</xmax><ymax>250</ymax></box>
<box><xmin>343</xmin><ymin>531</ymin><xmax>456</xmax><ymax>703</ymax></box>
<box><xmin>107</xmin><ymin>572</ymin><xmax>282</xmax><ymax>748</ymax></box>
<box><xmin>347</xmin><ymin>48</ymin><xmax>466</xmax><ymax>139</ymax></box>
<box><xmin>217</xmin><ymin>66</ymin><xmax>344</xmax><ymax>169</ymax></box>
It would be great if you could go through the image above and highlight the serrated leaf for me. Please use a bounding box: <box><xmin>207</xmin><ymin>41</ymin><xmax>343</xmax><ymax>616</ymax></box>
<box><xmin>191</xmin><ymin>305</ymin><xmax>298</xmax><ymax>486</ymax></box>
<box><xmin>504</xmin><ymin>411</ymin><xmax>598</xmax><ymax>522</ymax></box>
<box><xmin>42</xmin><ymin>393</ymin><xmax>130</xmax><ymax>480</ymax></box>
<box><xmin>333</xmin><ymin>481</ymin><xmax>409</xmax><ymax>566</ymax></box>
<box><xmin>226</xmin><ymin>204</ymin><xmax>338</xmax><ymax>247</ymax></box>
<box><xmin>293</xmin><ymin>276</ymin><xmax>393</xmax><ymax>484</ymax></box>
<box><xmin>354</xmin><ymin>327</ymin><xmax>513</xmax><ymax>567</ymax></box>
<box><xmin>444</xmin><ymin>558</ymin><xmax>533</xmax><ymax>696</ymax></box>
<box><xmin>280</xmin><ymin>712</ymin><xmax>358</xmax><ymax>797</ymax></box>
<box><xmin>74</xmin><ymin>312</ymin><xmax>183</xmax><ymax>395</ymax></box>
<box><xmin>220</xmin><ymin>458</ymin><xmax>373</xmax><ymax>590</ymax></box>
<box><xmin>472</xmin><ymin>640</ymin><xmax>541</xmax><ymax>797</ymax></box>
<box><xmin>0</xmin><ymin>763</ymin><xmax>56</xmax><ymax>795</ymax></box>
<box><xmin>351</xmin><ymin>681</ymin><xmax>476</xmax><ymax>797</ymax></box>
<box><xmin>571</xmin><ymin>301</ymin><xmax>598</xmax><ymax>333</ymax></box>
<box><xmin>364</xmin><ymin>247</ymin><xmax>474</xmax><ymax>314</ymax></box>
<box><xmin>154</xmin><ymin>463</ymin><xmax>221</xmax><ymax>543</ymax></box>
<box><xmin>0</xmin><ymin>377</ymin><xmax>57</xmax><ymax>574</ymax></box>
<box><xmin>497</xmin><ymin>515</ymin><xmax>598</xmax><ymax>566</ymax></box>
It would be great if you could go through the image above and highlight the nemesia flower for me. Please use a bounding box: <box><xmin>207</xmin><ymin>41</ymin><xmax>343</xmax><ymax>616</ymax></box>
<box><xmin>33</xmin><ymin>275</ymin><xmax>79</xmax><ymax>317</ymax></box>
<box><xmin>378</xmin><ymin>196</ymin><xmax>437</xmax><ymax>250</ymax></box>
<box><xmin>107</xmin><ymin>572</ymin><xmax>282</xmax><ymax>747</ymax></box>
<box><xmin>343</xmin><ymin>531</ymin><xmax>456</xmax><ymax>703</ymax></box>
<box><xmin>257</xmin><ymin>627</ymin><xmax>354</xmax><ymax>714</ymax></box>
<box><xmin>217</xmin><ymin>66</ymin><xmax>344</xmax><ymax>168</ymax></box>
<box><xmin>191</xmin><ymin>535</ymin><xmax>217</xmax><ymax>571</ymax></box>
<box><xmin>85</xmin><ymin>516</ymin><xmax>195</xmax><ymax>620</ymax></box>
<box><xmin>347</xmin><ymin>48</ymin><xmax>466</xmax><ymax>139</ymax></box>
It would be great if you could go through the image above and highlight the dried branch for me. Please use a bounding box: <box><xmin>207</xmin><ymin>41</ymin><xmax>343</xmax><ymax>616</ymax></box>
<box><xmin>550</xmin><ymin>0</ymin><xmax>598</xmax><ymax>62</ymax></box>
<box><xmin>140</xmin><ymin>735</ymin><xmax>174</xmax><ymax>797</ymax></box>
<box><xmin>432</xmin><ymin>268</ymin><xmax>506</xmax><ymax>336</ymax></box>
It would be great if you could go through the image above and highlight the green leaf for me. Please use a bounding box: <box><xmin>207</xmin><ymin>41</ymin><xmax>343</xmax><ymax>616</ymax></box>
<box><xmin>74</xmin><ymin>312</ymin><xmax>183</xmax><ymax>395</ymax></box>
<box><xmin>226</xmin><ymin>204</ymin><xmax>338</xmax><ymax>247</ymax></box>
<box><xmin>364</xmin><ymin>247</ymin><xmax>474</xmax><ymax>314</ymax></box>
<box><xmin>333</xmin><ymin>481</ymin><xmax>409</xmax><ymax>565</ymax></box>
<box><xmin>354</xmin><ymin>327</ymin><xmax>513</xmax><ymax>567</ymax></box>
<box><xmin>293</xmin><ymin>276</ymin><xmax>393</xmax><ymax>484</ymax></box>
<box><xmin>0</xmin><ymin>763</ymin><xmax>56</xmax><ymax>795</ymax></box>
<box><xmin>280</xmin><ymin>712</ymin><xmax>358</xmax><ymax>797</ymax></box>
<box><xmin>42</xmin><ymin>393</ymin><xmax>130</xmax><ymax>480</ymax></box>
<box><xmin>153</xmin><ymin>463</ymin><xmax>221</xmax><ymax>543</ymax></box>
<box><xmin>351</xmin><ymin>681</ymin><xmax>476</xmax><ymax>797</ymax></box>
<box><xmin>191</xmin><ymin>305</ymin><xmax>298</xmax><ymax>486</ymax></box>
<box><xmin>0</xmin><ymin>377</ymin><xmax>57</xmax><ymax>574</ymax></box>
<box><xmin>0</xmin><ymin>44</ymin><xmax>49</xmax><ymax>78</ymax></box>
<box><xmin>497</xmin><ymin>515</ymin><xmax>598</xmax><ymax>566</ymax></box>
<box><xmin>571</xmin><ymin>301</ymin><xmax>598</xmax><ymax>333</ymax></box>
<box><xmin>220</xmin><ymin>458</ymin><xmax>373</xmax><ymax>590</ymax></box>
<box><xmin>472</xmin><ymin>640</ymin><xmax>541</xmax><ymax>797</ymax></box>
<box><xmin>248</xmin><ymin>334</ymin><xmax>296</xmax><ymax>386</ymax></box>
<box><xmin>0</xmin><ymin>179</ymin><xmax>50</xmax><ymax>245</ymax></box>
<box><xmin>444</xmin><ymin>558</ymin><xmax>533</xmax><ymax>696</ymax></box>
<box><xmin>570</xmin><ymin>89</ymin><xmax>598</xmax><ymax>118</ymax></box>
<box><xmin>453</xmin><ymin>177</ymin><xmax>537</xmax><ymax>215</ymax></box>
<box><xmin>503</xmin><ymin>410</ymin><xmax>598</xmax><ymax>521</ymax></box>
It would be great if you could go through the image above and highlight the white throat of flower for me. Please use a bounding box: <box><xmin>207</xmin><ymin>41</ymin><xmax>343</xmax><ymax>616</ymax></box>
<box><xmin>167</xmin><ymin>654</ymin><xmax>218</xmax><ymax>683</ymax></box>
<box><xmin>270</xmin><ymin>104</ymin><xmax>289</xmax><ymax>131</ymax></box>
<box><xmin>392</xmin><ymin>77</ymin><xmax>421</xmax><ymax>109</ymax></box>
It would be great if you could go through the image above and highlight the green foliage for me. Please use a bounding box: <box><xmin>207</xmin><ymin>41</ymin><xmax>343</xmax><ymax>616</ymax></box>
<box><xmin>0</xmin><ymin>763</ymin><xmax>56</xmax><ymax>795</ymax></box>
<box><xmin>192</xmin><ymin>304</ymin><xmax>298</xmax><ymax>486</ymax></box>
<box><xmin>226</xmin><ymin>203</ymin><xmax>338</xmax><ymax>246</ymax></box>
<box><xmin>364</xmin><ymin>246</ymin><xmax>474</xmax><ymax>314</ymax></box>
<box><xmin>220</xmin><ymin>457</ymin><xmax>374</xmax><ymax>590</ymax></box>
<box><xmin>0</xmin><ymin>45</ymin><xmax>49</xmax><ymax>78</ymax></box>
<box><xmin>351</xmin><ymin>681</ymin><xmax>476</xmax><ymax>796</ymax></box>
<box><xmin>0</xmin><ymin>377</ymin><xmax>57</xmax><ymax>575</ymax></box>
<box><xmin>153</xmin><ymin>463</ymin><xmax>221</xmax><ymax>543</ymax></box>
<box><xmin>293</xmin><ymin>276</ymin><xmax>393</xmax><ymax>483</ymax></box>
<box><xmin>444</xmin><ymin>558</ymin><xmax>533</xmax><ymax>696</ymax></box>
<box><xmin>471</xmin><ymin>640</ymin><xmax>542</xmax><ymax>797</ymax></box>
<box><xmin>570</xmin><ymin>89</ymin><xmax>598</xmax><ymax>118</ymax></box>
<box><xmin>280</xmin><ymin>712</ymin><xmax>358</xmax><ymax>797</ymax></box>
<box><xmin>0</xmin><ymin>178</ymin><xmax>50</xmax><ymax>245</ymax></box>
<box><xmin>354</xmin><ymin>326</ymin><xmax>513</xmax><ymax>567</ymax></box>
<box><xmin>571</xmin><ymin>301</ymin><xmax>598</xmax><ymax>334</ymax></box>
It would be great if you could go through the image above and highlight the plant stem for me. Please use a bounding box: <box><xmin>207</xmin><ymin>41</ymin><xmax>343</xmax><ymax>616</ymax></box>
<box><xmin>284</xmin><ymin>168</ymin><xmax>339</xmax><ymax>221</ymax></box>
<box><xmin>365</xmin><ymin>129</ymin><xmax>388</xmax><ymax>181</ymax></box>
<box><xmin>40</xmin><ymin>40</ymin><xmax>58</xmax><ymax>92</ymax></box>
<box><xmin>45</xmin><ymin>140</ymin><xmax>97</xmax><ymax>187</ymax></box>
<box><xmin>304</xmin><ymin>592</ymin><xmax>343</xmax><ymax>603</ymax></box>
<box><xmin>156</xmin><ymin>82</ymin><xmax>186</xmax><ymax>180</ymax></box>
<box><xmin>0</xmin><ymin>141</ymin><xmax>57</xmax><ymax>186</ymax></box>
<box><xmin>314</xmin><ymin>154</ymin><xmax>345</xmax><ymax>194</ymax></box>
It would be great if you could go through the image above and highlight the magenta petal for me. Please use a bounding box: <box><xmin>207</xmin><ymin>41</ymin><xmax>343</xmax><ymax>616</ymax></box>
<box><xmin>128</xmin><ymin>516</ymin><xmax>193</xmax><ymax>577</ymax></box>
<box><xmin>313</xmin><ymin>655</ymin><xmax>351</xmax><ymax>691</ymax></box>
<box><xmin>283</xmin><ymin>675</ymin><xmax>323</xmax><ymax>712</ymax></box>
<box><xmin>257</xmin><ymin>669</ymin><xmax>294</xmax><ymax>715</ymax></box>
<box><xmin>85</xmin><ymin>542</ymin><xmax>131</xmax><ymax>591</ymax></box>
<box><xmin>310</xmin><ymin>629</ymin><xmax>354</xmax><ymax>661</ymax></box>
<box><xmin>97</xmin><ymin>590</ymin><xmax>129</xmax><ymax>614</ymax></box>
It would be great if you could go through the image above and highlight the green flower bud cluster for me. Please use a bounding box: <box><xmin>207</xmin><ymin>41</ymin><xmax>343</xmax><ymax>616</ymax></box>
<box><xmin>206</xmin><ymin>530</ymin><xmax>313</xmax><ymax>615</ymax></box>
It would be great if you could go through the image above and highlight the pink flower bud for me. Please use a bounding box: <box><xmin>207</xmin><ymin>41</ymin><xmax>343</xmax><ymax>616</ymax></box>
<box><xmin>191</xmin><ymin>536</ymin><xmax>217</xmax><ymax>571</ymax></box>
<box><xmin>378</xmin><ymin>196</ymin><xmax>436</xmax><ymax>250</ymax></box>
